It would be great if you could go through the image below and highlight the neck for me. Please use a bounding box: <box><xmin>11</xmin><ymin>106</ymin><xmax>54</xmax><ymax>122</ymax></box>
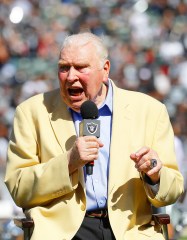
<box><xmin>92</xmin><ymin>83</ymin><xmax>108</xmax><ymax>108</ymax></box>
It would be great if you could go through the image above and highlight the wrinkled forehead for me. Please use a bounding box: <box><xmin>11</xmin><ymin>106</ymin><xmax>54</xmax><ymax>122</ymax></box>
<box><xmin>63</xmin><ymin>34</ymin><xmax>95</xmax><ymax>47</ymax></box>
<box><xmin>61</xmin><ymin>40</ymin><xmax>95</xmax><ymax>53</ymax></box>
<box><xmin>59</xmin><ymin>41</ymin><xmax>97</xmax><ymax>60</ymax></box>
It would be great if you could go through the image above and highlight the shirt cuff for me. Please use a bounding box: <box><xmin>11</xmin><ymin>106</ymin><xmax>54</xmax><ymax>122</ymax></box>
<box><xmin>149</xmin><ymin>183</ymin><xmax>160</xmax><ymax>194</ymax></box>
<box><xmin>143</xmin><ymin>173</ymin><xmax>160</xmax><ymax>194</ymax></box>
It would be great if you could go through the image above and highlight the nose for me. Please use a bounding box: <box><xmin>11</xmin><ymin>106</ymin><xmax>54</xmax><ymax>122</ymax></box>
<box><xmin>67</xmin><ymin>66</ymin><xmax>78</xmax><ymax>82</ymax></box>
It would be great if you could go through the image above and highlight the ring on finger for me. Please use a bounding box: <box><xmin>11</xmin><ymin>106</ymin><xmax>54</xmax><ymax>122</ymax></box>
<box><xmin>150</xmin><ymin>159</ymin><xmax>157</xmax><ymax>169</ymax></box>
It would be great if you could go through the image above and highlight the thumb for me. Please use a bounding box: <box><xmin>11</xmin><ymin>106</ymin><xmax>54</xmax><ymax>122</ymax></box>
<box><xmin>98</xmin><ymin>139</ymin><xmax>104</xmax><ymax>148</ymax></box>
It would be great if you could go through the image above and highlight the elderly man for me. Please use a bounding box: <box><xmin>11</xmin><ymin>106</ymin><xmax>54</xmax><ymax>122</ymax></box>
<box><xmin>5</xmin><ymin>32</ymin><xmax>183</xmax><ymax>240</ymax></box>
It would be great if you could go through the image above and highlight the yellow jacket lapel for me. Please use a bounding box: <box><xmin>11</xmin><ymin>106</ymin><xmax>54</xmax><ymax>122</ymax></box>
<box><xmin>48</xmin><ymin>93</ymin><xmax>77</xmax><ymax>152</ymax></box>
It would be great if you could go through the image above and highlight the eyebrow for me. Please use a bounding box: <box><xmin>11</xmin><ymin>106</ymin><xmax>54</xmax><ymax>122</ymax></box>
<box><xmin>58</xmin><ymin>60</ymin><xmax>90</xmax><ymax>67</ymax></box>
<box><xmin>58</xmin><ymin>60</ymin><xmax>66</xmax><ymax>65</ymax></box>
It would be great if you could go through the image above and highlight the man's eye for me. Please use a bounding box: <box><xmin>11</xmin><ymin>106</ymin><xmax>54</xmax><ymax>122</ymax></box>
<box><xmin>59</xmin><ymin>66</ymin><xmax>69</xmax><ymax>72</ymax></box>
<box><xmin>76</xmin><ymin>66</ymin><xmax>88</xmax><ymax>73</ymax></box>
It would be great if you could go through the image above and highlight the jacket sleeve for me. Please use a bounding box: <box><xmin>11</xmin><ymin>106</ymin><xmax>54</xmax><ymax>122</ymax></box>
<box><xmin>142</xmin><ymin>104</ymin><xmax>184</xmax><ymax>207</ymax></box>
<box><xmin>4</xmin><ymin>104</ymin><xmax>79</xmax><ymax>209</ymax></box>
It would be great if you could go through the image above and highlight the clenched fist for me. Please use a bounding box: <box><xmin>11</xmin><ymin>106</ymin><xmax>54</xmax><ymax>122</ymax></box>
<box><xmin>68</xmin><ymin>136</ymin><xmax>104</xmax><ymax>174</ymax></box>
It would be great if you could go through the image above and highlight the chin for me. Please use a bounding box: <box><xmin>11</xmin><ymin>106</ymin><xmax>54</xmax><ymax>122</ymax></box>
<box><xmin>71</xmin><ymin>106</ymin><xmax>81</xmax><ymax>112</ymax></box>
<box><xmin>68</xmin><ymin>98</ymin><xmax>87</xmax><ymax>112</ymax></box>
<box><xmin>70</xmin><ymin>103</ymin><xmax>82</xmax><ymax>112</ymax></box>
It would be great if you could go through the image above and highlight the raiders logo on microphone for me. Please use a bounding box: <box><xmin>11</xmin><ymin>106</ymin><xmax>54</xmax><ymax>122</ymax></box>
<box><xmin>80</xmin><ymin>119</ymin><xmax>100</xmax><ymax>138</ymax></box>
<box><xmin>86</xmin><ymin>122</ymin><xmax>98</xmax><ymax>135</ymax></box>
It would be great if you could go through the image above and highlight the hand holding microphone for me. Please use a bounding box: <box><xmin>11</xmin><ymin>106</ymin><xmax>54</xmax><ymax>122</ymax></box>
<box><xmin>80</xmin><ymin>100</ymin><xmax>102</xmax><ymax>175</ymax></box>
<box><xmin>67</xmin><ymin>100</ymin><xmax>103</xmax><ymax>175</ymax></box>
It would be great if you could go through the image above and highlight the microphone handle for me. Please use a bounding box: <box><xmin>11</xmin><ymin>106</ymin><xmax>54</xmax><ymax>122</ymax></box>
<box><xmin>79</xmin><ymin>118</ymin><xmax>100</xmax><ymax>175</ymax></box>
<box><xmin>86</xmin><ymin>161</ymin><xmax>94</xmax><ymax>175</ymax></box>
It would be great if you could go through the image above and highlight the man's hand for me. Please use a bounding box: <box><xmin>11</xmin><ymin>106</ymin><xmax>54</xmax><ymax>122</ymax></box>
<box><xmin>68</xmin><ymin>136</ymin><xmax>104</xmax><ymax>174</ymax></box>
<box><xmin>130</xmin><ymin>146</ymin><xmax>162</xmax><ymax>184</ymax></box>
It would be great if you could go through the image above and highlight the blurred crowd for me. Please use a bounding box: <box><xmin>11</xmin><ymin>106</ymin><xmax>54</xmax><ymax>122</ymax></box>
<box><xmin>0</xmin><ymin>0</ymin><xmax>187</xmax><ymax>238</ymax></box>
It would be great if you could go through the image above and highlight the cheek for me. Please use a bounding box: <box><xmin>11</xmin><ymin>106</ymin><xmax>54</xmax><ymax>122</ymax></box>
<box><xmin>86</xmin><ymin>83</ymin><xmax>100</xmax><ymax>98</ymax></box>
<box><xmin>58</xmin><ymin>80</ymin><xmax>66</xmax><ymax>97</ymax></box>
<box><xmin>58</xmin><ymin>71</ymin><xmax>64</xmax><ymax>80</ymax></box>
<box><xmin>58</xmin><ymin>73</ymin><xmax>66</xmax><ymax>85</ymax></box>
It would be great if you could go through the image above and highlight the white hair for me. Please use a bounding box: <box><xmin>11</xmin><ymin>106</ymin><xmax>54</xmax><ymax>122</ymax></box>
<box><xmin>61</xmin><ymin>32</ymin><xmax>109</xmax><ymax>66</ymax></box>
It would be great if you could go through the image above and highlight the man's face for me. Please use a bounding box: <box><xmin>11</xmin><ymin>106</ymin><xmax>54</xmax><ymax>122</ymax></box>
<box><xmin>58</xmin><ymin>42</ymin><xmax>110</xmax><ymax>112</ymax></box>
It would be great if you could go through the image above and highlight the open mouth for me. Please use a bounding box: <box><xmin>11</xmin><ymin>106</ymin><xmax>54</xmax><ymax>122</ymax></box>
<box><xmin>68</xmin><ymin>88</ymin><xmax>84</xmax><ymax>96</ymax></box>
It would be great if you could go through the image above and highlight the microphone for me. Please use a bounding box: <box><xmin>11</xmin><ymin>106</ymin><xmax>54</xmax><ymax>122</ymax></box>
<box><xmin>80</xmin><ymin>100</ymin><xmax>100</xmax><ymax>175</ymax></box>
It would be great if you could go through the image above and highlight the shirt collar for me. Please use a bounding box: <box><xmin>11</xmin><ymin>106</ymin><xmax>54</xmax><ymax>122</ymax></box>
<box><xmin>99</xmin><ymin>79</ymin><xmax>113</xmax><ymax>113</ymax></box>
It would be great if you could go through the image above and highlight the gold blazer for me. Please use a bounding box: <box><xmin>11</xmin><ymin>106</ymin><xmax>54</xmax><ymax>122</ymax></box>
<box><xmin>5</xmin><ymin>81</ymin><xmax>184</xmax><ymax>240</ymax></box>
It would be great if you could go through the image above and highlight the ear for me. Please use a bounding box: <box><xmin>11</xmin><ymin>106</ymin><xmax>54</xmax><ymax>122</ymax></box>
<box><xmin>103</xmin><ymin>60</ymin><xmax>110</xmax><ymax>84</ymax></box>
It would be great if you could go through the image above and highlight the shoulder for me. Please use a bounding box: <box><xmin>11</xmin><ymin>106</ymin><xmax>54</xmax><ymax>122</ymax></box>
<box><xmin>112</xmin><ymin>81</ymin><xmax>163</xmax><ymax>109</ymax></box>
<box><xmin>126</xmin><ymin>90</ymin><xmax>162</xmax><ymax>107</ymax></box>
<box><xmin>17</xmin><ymin>88</ymin><xmax>60</xmax><ymax>110</ymax></box>
<box><xmin>14</xmin><ymin>89</ymin><xmax>63</xmax><ymax>120</ymax></box>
